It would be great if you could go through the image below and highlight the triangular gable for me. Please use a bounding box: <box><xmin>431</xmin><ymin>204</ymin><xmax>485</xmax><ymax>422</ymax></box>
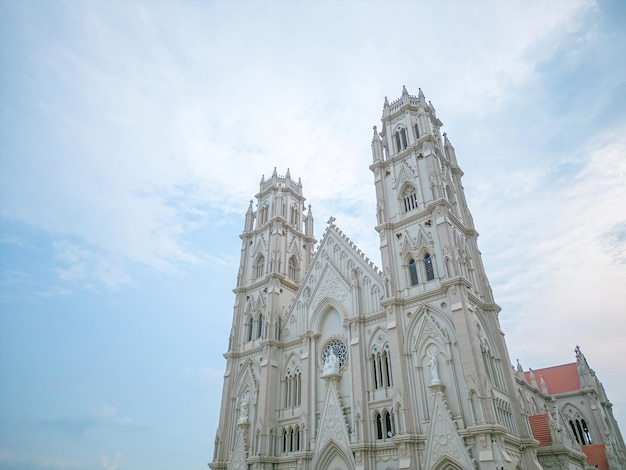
<box><xmin>308</xmin><ymin>264</ymin><xmax>349</xmax><ymax>314</ymax></box>
<box><xmin>398</xmin><ymin>226</ymin><xmax>433</xmax><ymax>257</ymax></box>
<box><xmin>393</xmin><ymin>160</ymin><xmax>417</xmax><ymax>191</ymax></box>
<box><xmin>311</xmin><ymin>378</ymin><xmax>354</xmax><ymax>469</ymax></box>
<box><xmin>287</xmin><ymin>236</ymin><xmax>302</xmax><ymax>261</ymax></box>
<box><xmin>288</xmin><ymin>222</ymin><xmax>384</xmax><ymax>321</ymax></box>
<box><xmin>423</xmin><ymin>390</ymin><xmax>474</xmax><ymax>469</ymax></box>
<box><xmin>227</xmin><ymin>427</ymin><xmax>248</xmax><ymax>470</ymax></box>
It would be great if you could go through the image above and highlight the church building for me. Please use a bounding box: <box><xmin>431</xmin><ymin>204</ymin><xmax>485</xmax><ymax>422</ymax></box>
<box><xmin>209</xmin><ymin>87</ymin><xmax>625</xmax><ymax>470</ymax></box>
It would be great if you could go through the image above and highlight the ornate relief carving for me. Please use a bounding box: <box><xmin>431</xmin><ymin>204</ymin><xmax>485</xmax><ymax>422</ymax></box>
<box><xmin>310</xmin><ymin>269</ymin><xmax>347</xmax><ymax>310</ymax></box>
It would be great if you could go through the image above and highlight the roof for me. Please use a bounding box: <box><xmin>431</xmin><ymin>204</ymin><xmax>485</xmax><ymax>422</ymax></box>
<box><xmin>581</xmin><ymin>444</ymin><xmax>608</xmax><ymax>470</ymax></box>
<box><xmin>524</xmin><ymin>363</ymin><xmax>580</xmax><ymax>394</ymax></box>
<box><xmin>528</xmin><ymin>414</ymin><xmax>551</xmax><ymax>446</ymax></box>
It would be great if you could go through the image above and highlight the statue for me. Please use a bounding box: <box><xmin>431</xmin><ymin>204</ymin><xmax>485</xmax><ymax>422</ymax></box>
<box><xmin>323</xmin><ymin>349</ymin><xmax>339</xmax><ymax>375</ymax></box>
<box><xmin>238</xmin><ymin>398</ymin><xmax>249</xmax><ymax>424</ymax></box>
<box><xmin>427</xmin><ymin>347</ymin><xmax>441</xmax><ymax>384</ymax></box>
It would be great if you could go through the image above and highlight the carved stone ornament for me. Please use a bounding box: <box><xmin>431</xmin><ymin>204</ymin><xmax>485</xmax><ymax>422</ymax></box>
<box><xmin>310</xmin><ymin>269</ymin><xmax>347</xmax><ymax>310</ymax></box>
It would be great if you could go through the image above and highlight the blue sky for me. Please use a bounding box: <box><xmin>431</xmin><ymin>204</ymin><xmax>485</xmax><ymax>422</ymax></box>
<box><xmin>1</xmin><ymin>1</ymin><xmax>625</xmax><ymax>468</ymax></box>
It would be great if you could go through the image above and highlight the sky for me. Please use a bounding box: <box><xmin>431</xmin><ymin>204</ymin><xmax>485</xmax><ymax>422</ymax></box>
<box><xmin>1</xmin><ymin>0</ymin><xmax>625</xmax><ymax>468</ymax></box>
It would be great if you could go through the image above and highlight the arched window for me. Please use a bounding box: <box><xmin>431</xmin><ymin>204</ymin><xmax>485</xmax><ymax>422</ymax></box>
<box><xmin>288</xmin><ymin>257</ymin><xmax>296</xmax><ymax>280</ymax></box>
<box><xmin>375</xmin><ymin>411</ymin><xmax>383</xmax><ymax>439</ymax></box>
<box><xmin>582</xmin><ymin>419</ymin><xmax>592</xmax><ymax>444</ymax></box>
<box><xmin>295</xmin><ymin>425</ymin><xmax>300</xmax><ymax>451</ymax></box>
<box><xmin>247</xmin><ymin>317</ymin><xmax>254</xmax><ymax>342</ymax></box>
<box><xmin>259</xmin><ymin>204</ymin><xmax>269</xmax><ymax>226</ymax></box>
<box><xmin>424</xmin><ymin>253</ymin><xmax>435</xmax><ymax>281</ymax></box>
<box><xmin>282</xmin><ymin>428</ymin><xmax>288</xmax><ymax>452</ymax></box>
<box><xmin>384</xmin><ymin>410</ymin><xmax>394</xmax><ymax>438</ymax></box>
<box><xmin>395</xmin><ymin>128</ymin><xmax>408</xmax><ymax>152</ymax></box>
<box><xmin>371</xmin><ymin>345</ymin><xmax>393</xmax><ymax>389</ymax></box>
<box><xmin>257</xmin><ymin>314</ymin><xmax>263</xmax><ymax>338</ymax></box>
<box><xmin>255</xmin><ymin>255</ymin><xmax>264</xmax><ymax>279</ymax></box>
<box><xmin>290</xmin><ymin>204</ymin><xmax>299</xmax><ymax>227</ymax></box>
<box><xmin>283</xmin><ymin>368</ymin><xmax>301</xmax><ymax>408</ymax></box>
<box><xmin>570</xmin><ymin>417</ymin><xmax>591</xmax><ymax>445</ymax></box>
<box><xmin>408</xmin><ymin>258</ymin><xmax>418</xmax><ymax>286</ymax></box>
<box><xmin>403</xmin><ymin>186</ymin><xmax>418</xmax><ymax>212</ymax></box>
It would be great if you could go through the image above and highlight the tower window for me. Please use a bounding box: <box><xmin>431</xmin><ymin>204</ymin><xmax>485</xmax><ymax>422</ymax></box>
<box><xmin>375</xmin><ymin>412</ymin><xmax>383</xmax><ymax>439</ymax></box>
<box><xmin>403</xmin><ymin>186</ymin><xmax>418</xmax><ymax>212</ymax></box>
<box><xmin>247</xmin><ymin>316</ymin><xmax>254</xmax><ymax>342</ymax></box>
<box><xmin>414</xmin><ymin>123</ymin><xmax>420</xmax><ymax>139</ymax></box>
<box><xmin>408</xmin><ymin>258</ymin><xmax>418</xmax><ymax>286</ymax></box>
<box><xmin>570</xmin><ymin>417</ymin><xmax>591</xmax><ymax>445</ymax></box>
<box><xmin>394</xmin><ymin>128</ymin><xmax>408</xmax><ymax>152</ymax></box>
<box><xmin>374</xmin><ymin>410</ymin><xmax>395</xmax><ymax>440</ymax></box>
<box><xmin>283</xmin><ymin>369</ymin><xmax>302</xmax><ymax>408</ymax></box>
<box><xmin>371</xmin><ymin>346</ymin><xmax>393</xmax><ymax>389</ymax></box>
<box><xmin>255</xmin><ymin>255</ymin><xmax>265</xmax><ymax>279</ymax></box>
<box><xmin>424</xmin><ymin>253</ymin><xmax>435</xmax><ymax>281</ymax></box>
<box><xmin>257</xmin><ymin>314</ymin><xmax>263</xmax><ymax>338</ymax></box>
<box><xmin>259</xmin><ymin>204</ymin><xmax>269</xmax><ymax>226</ymax></box>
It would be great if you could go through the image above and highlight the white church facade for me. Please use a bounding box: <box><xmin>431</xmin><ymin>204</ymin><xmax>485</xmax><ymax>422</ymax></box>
<box><xmin>209</xmin><ymin>87</ymin><xmax>625</xmax><ymax>470</ymax></box>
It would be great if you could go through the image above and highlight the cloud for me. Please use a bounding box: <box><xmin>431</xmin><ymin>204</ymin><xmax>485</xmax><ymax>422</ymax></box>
<box><xmin>0</xmin><ymin>449</ymin><xmax>85</xmax><ymax>469</ymax></box>
<box><xmin>99</xmin><ymin>452</ymin><xmax>121</xmax><ymax>470</ymax></box>
<box><xmin>0</xmin><ymin>270</ymin><xmax>71</xmax><ymax>303</ymax></box>
<box><xmin>41</xmin><ymin>404</ymin><xmax>139</xmax><ymax>435</ymax></box>
<box><xmin>0</xmin><ymin>0</ymin><xmax>596</xmax><ymax>293</ymax></box>
<box><xmin>183</xmin><ymin>366</ymin><xmax>224</xmax><ymax>386</ymax></box>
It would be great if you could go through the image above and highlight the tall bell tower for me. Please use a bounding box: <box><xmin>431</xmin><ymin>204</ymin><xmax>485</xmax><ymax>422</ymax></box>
<box><xmin>370</xmin><ymin>86</ymin><xmax>541</xmax><ymax>469</ymax></box>
<box><xmin>212</xmin><ymin>168</ymin><xmax>315</xmax><ymax>469</ymax></box>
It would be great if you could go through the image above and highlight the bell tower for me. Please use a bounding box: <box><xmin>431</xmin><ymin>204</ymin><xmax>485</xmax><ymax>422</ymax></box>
<box><xmin>212</xmin><ymin>168</ymin><xmax>315</xmax><ymax>469</ymax></box>
<box><xmin>370</xmin><ymin>87</ymin><xmax>541</xmax><ymax>469</ymax></box>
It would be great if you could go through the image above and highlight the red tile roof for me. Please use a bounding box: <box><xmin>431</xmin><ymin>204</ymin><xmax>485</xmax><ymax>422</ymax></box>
<box><xmin>581</xmin><ymin>444</ymin><xmax>608</xmax><ymax>470</ymax></box>
<box><xmin>524</xmin><ymin>363</ymin><xmax>580</xmax><ymax>394</ymax></box>
<box><xmin>528</xmin><ymin>414</ymin><xmax>551</xmax><ymax>446</ymax></box>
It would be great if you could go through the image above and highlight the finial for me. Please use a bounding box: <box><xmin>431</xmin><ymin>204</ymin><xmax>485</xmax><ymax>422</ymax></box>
<box><xmin>327</xmin><ymin>216</ymin><xmax>336</xmax><ymax>226</ymax></box>
<box><xmin>286</xmin><ymin>168</ymin><xmax>291</xmax><ymax>178</ymax></box>
<box><xmin>402</xmin><ymin>85</ymin><xmax>408</xmax><ymax>96</ymax></box>
<box><xmin>418</xmin><ymin>88</ymin><xmax>425</xmax><ymax>99</ymax></box>
<box><xmin>272</xmin><ymin>167</ymin><xmax>277</xmax><ymax>177</ymax></box>
<box><xmin>384</xmin><ymin>96</ymin><xmax>389</xmax><ymax>106</ymax></box>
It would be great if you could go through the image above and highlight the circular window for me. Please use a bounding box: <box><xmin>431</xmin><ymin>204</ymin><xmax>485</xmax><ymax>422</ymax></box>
<box><xmin>322</xmin><ymin>339</ymin><xmax>348</xmax><ymax>369</ymax></box>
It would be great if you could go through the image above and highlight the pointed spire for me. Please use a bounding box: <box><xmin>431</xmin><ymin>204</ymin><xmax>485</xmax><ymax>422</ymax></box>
<box><xmin>371</xmin><ymin>125</ymin><xmax>383</xmax><ymax>162</ymax></box>
<box><xmin>540</xmin><ymin>375</ymin><xmax>548</xmax><ymax>394</ymax></box>
<box><xmin>285</xmin><ymin>168</ymin><xmax>291</xmax><ymax>180</ymax></box>
<box><xmin>516</xmin><ymin>359</ymin><xmax>524</xmax><ymax>379</ymax></box>
<box><xmin>402</xmin><ymin>85</ymin><xmax>408</xmax><ymax>96</ymax></box>
<box><xmin>529</xmin><ymin>367</ymin><xmax>538</xmax><ymax>388</ymax></box>
<box><xmin>383</xmin><ymin>96</ymin><xmax>390</xmax><ymax>117</ymax></box>
<box><xmin>272</xmin><ymin>167</ymin><xmax>277</xmax><ymax>177</ymax></box>
<box><xmin>305</xmin><ymin>204</ymin><xmax>314</xmax><ymax>237</ymax></box>
<box><xmin>418</xmin><ymin>87</ymin><xmax>425</xmax><ymax>100</ymax></box>
<box><xmin>244</xmin><ymin>200</ymin><xmax>255</xmax><ymax>232</ymax></box>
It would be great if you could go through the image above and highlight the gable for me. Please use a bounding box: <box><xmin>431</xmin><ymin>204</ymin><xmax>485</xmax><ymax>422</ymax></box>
<box><xmin>285</xmin><ymin>222</ymin><xmax>384</xmax><ymax>336</ymax></box>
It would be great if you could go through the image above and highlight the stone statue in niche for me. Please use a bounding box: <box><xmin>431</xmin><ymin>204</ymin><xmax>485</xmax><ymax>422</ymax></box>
<box><xmin>427</xmin><ymin>346</ymin><xmax>441</xmax><ymax>385</ymax></box>
<box><xmin>323</xmin><ymin>349</ymin><xmax>339</xmax><ymax>376</ymax></box>
<box><xmin>238</xmin><ymin>398</ymin><xmax>249</xmax><ymax>424</ymax></box>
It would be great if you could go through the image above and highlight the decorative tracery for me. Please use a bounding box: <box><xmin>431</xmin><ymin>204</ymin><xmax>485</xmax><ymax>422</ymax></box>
<box><xmin>322</xmin><ymin>340</ymin><xmax>348</xmax><ymax>369</ymax></box>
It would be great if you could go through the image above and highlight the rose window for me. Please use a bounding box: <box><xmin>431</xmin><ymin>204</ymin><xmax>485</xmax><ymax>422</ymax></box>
<box><xmin>322</xmin><ymin>340</ymin><xmax>348</xmax><ymax>369</ymax></box>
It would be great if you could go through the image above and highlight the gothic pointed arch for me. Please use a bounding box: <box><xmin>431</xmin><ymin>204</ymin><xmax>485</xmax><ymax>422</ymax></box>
<box><xmin>408</xmin><ymin>307</ymin><xmax>451</xmax><ymax>352</ymax></box>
